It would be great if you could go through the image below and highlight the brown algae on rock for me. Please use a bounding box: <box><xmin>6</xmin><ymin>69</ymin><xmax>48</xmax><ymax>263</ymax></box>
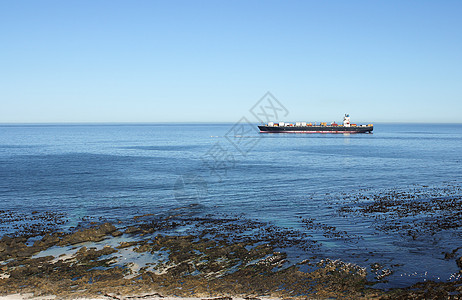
<box><xmin>0</xmin><ymin>209</ymin><xmax>461</xmax><ymax>299</ymax></box>
<box><xmin>0</xmin><ymin>216</ymin><xmax>377</xmax><ymax>299</ymax></box>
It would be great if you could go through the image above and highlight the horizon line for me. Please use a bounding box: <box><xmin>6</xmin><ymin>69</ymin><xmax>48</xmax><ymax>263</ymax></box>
<box><xmin>1</xmin><ymin>121</ymin><xmax>462</xmax><ymax>126</ymax></box>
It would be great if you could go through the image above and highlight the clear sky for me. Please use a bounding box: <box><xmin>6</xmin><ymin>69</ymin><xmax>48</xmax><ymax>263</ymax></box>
<box><xmin>1</xmin><ymin>0</ymin><xmax>461</xmax><ymax>123</ymax></box>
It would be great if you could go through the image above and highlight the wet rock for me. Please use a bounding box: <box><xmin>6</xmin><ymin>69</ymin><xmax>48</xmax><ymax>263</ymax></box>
<box><xmin>370</xmin><ymin>263</ymin><xmax>382</xmax><ymax>271</ymax></box>
<box><xmin>74</xmin><ymin>245</ymin><xmax>117</xmax><ymax>262</ymax></box>
<box><xmin>337</xmin><ymin>187</ymin><xmax>462</xmax><ymax>238</ymax></box>
<box><xmin>444</xmin><ymin>246</ymin><xmax>461</xmax><ymax>260</ymax></box>
<box><xmin>382</xmin><ymin>280</ymin><xmax>462</xmax><ymax>299</ymax></box>
<box><xmin>111</xmin><ymin>230</ymin><xmax>123</xmax><ymax>237</ymax></box>
<box><xmin>59</xmin><ymin>223</ymin><xmax>116</xmax><ymax>245</ymax></box>
<box><xmin>33</xmin><ymin>233</ymin><xmax>60</xmax><ymax>250</ymax></box>
<box><xmin>0</xmin><ymin>235</ymin><xmax>13</xmax><ymax>244</ymax></box>
<box><xmin>118</xmin><ymin>241</ymin><xmax>140</xmax><ymax>249</ymax></box>
<box><xmin>457</xmin><ymin>256</ymin><xmax>462</xmax><ymax>269</ymax></box>
<box><xmin>134</xmin><ymin>213</ymin><xmax>155</xmax><ymax>221</ymax></box>
<box><xmin>3</xmin><ymin>211</ymin><xmax>462</xmax><ymax>299</ymax></box>
<box><xmin>375</xmin><ymin>269</ymin><xmax>393</xmax><ymax>280</ymax></box>
<box><xmin>256</xmin><ymin>252</ymin><xmax>287</xmax><ymax>267</ymax></box>
<box><xmin>133</xmin><ymin>243</ymin><xmax>152</xmax><ymax>253</ymax></box>
<box><xmin>9</xmin><ymin>266</ymin><xmax>36</xmax><ymax>279</ymax></box>
<box><xmin>167</xmin><ymin>261</ymin><xmax>195</xmax><ymax>277</ymax></box>
<box><xmin>0</xmin><ymin>210</ymin><xmax>67</xmax><ymax>238</ymax></box>
<box><xmin>124</xmin><ymin>226</ymin><xmax>142</xmax><ymax>235</ymax></box>
<box><xmin>0</xmin><ymin>235</ymin><xmax>37</xmax><ymax>260</ymax></box>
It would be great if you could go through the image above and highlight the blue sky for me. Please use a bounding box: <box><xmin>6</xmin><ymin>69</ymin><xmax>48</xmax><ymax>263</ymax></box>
<box><xmin>1</xmin><ymin>1</ymin><xmax>461</xmax><ymax>123</ymax></box>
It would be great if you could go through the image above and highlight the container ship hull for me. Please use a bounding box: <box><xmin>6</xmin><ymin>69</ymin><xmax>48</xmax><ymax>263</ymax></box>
<box><xmin>258</xmin><ymin>125</ymin><xmax>373</xmax><ymax>133</ymax></box>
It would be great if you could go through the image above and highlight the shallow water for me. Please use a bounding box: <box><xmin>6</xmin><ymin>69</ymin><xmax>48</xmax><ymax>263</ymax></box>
<box><xmin>0</xmin><ymin>123</ymin><xmax>461</xmax><ymax>288</ymax></box>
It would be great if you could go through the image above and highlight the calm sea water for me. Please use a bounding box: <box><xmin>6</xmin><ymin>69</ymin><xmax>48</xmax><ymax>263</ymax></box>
<box><xmin>1</xmin><ymin>123</ymin><xmax>462</xmax><ymax>288</ymax></box>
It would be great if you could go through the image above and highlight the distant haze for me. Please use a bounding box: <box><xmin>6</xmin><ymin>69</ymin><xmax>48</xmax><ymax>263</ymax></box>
<box><xmin>1</xmin><ymin>1</ymin><xmax>461</xmax><ymax>123</ymax></box>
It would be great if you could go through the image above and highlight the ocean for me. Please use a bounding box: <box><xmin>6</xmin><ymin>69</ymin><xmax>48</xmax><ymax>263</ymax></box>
<box><xmin>1</xmin><ymin>123</ymin><xmax>462</xmax><ymax>288</ymax></box>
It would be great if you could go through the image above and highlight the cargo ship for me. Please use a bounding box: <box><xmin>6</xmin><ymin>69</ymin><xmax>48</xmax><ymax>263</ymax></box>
<box><xmin>258</xmin><ymin>114</ymin><xmax>373</xmax><ymax>133</ymax></box>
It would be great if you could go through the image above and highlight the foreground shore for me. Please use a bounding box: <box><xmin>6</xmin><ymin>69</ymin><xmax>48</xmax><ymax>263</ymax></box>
<box><xmin>1</xmin><ymin>201</ymin><xmax>462</xmax><ymax>299</ymax></box>
<box><xmin>0</xmin><ymin>295</ymin><xmax>280</xmax><ymax>300</ymax></box>
<box><xmin>2</xmin><ymin>295</ymin><xmax>280</xmax><ymax>300</ymax></box>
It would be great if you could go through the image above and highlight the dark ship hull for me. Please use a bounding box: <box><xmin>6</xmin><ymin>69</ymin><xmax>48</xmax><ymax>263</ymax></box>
<box><xmin>258</xmin><ymin>125</ymin><xmax>373</xmax><ymax>133</ymax></box>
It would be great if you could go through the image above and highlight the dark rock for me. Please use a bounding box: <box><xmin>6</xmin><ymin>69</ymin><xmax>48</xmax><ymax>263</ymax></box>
<box><xmin>4</xmin><ymin>211</ymin><xmax>462</xmax><ymax>299</ymax></box>
<box><xmin>134</xmin><ymin>213</ymin><xmax>154</xmax><ymax>220</ymax></box>
<box><xmin>59</xmin><ymin>223</ymin><xmax>116</xmax><ymax>245</ymax></box>
<box><xmin>75</xmin><ymin>246</ymin><xmax>117</xmax><ymax>262</ymax></box>
<box><xmin>112</xmin><ymin>230</ymin><xmax>123</xmax><ymax>237</ymax></box>
<box><xmin>33</xmin><ymin>233</ymin><xmax>60</xmax><ymax>249</ymax></box>
<box><xmin>0</xmin><ymin>235</ymin><xmax>13</xmax><ymax>244</ymax></box>
<box><xmin>124</xmin><ymin>226</ymin><xmax>141</xmax><ymax>235</ymax></box>
<box><xmin>0</xmin><ymin>236</ymin><xmax>40</xmax><ymax>259</ymax></box>
<box><xmin>9</xmin><ymin>265</ymin><xmax>40</xmax><ymax>279</ymax></box>
<box><xmin>118</xmin><ymin>241</ymin><xmax>140</xmax><ymax>249</ymax></box>
<box><xmin>444</xmin><ymin>247</ymin><xmax>461</xmax><ymax>260</ymax></box>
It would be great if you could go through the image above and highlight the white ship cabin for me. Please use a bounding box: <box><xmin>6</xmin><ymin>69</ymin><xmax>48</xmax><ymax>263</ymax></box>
<box><xmin>343</xmin><ymin>114</ymin><xmax>351</xmax><ymax>127</ymax></box>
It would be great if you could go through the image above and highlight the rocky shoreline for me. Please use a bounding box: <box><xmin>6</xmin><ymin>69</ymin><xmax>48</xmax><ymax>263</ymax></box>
<box><xmin>1</xmin><ymin>206</ymin><xmax>461</xmax><ymax>299</ymax></box>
